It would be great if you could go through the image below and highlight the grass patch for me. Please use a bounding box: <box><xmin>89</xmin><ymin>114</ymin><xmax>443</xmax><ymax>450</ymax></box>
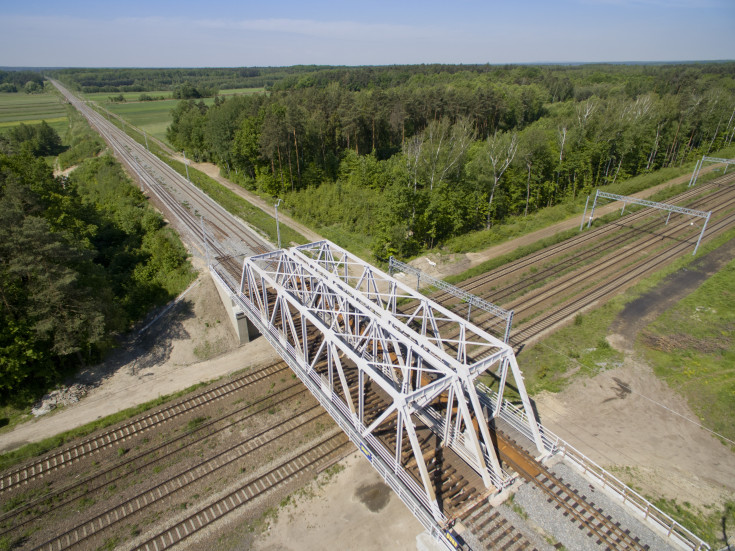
<box><xmin>651</xmin><ymin>498</ymin><xmax>734</xmax><ymax>548</ymax></box>
<box><xmin>186</xmin><ymin>416</ymin><xmax>208</xmax><ymax>432</ymax></box>
<box><xmin>94</xmin><ymin>99</ymin><xmax>183</xmax><ymax>144</ymax></box>
<box><xmin>0</xmin><ymin>382</ymin><xmax>209</xmax><ymax>471</ymax></box>
<box><xmin>637</xmin><ymin>256</ymin><xmax>735</xmax><ymax>443</ymax></box>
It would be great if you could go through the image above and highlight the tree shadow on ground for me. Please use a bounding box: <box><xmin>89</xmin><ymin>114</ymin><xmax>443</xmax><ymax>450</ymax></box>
<box><xmin>73</xmin><ymin>300</ymin><xmax>195</xmax><ymax>389</ymax></box>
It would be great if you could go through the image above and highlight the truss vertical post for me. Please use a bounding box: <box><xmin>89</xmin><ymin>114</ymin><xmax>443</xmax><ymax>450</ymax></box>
<box><xmin>665</xmin><ymin>212</ymin><xmax>672</xmax><ymax>225</ymax></box>
<box><xmin>693</xmin><ymin>211</ymin><xmax>711</xmax><ymax>256</ymax></box>
<box><xmin>493</xmin><ymin>359</ymin><xmax>509</xmax><ymax>418</ymax></box>
<box><xmin>504</xmin><ymin>311</ymin><xmax>514</xmax><ymax>345</ymax></box>
<box><xmin>507</xmin><ymin>355</ymin><xmax>544</xmax><ymax>454</ymax></box>
<box><xmin>580</xmin><ymin>195</ymin><xmax>590</xmax><ymax>231</ymax></box>
<box><xmin>587</xmin><ymin>190</ymin><xmax>599</xmax><ymax>228</ymax></box>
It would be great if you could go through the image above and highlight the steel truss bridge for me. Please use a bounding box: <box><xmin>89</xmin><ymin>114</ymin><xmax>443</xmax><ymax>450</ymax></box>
<box><xmin>211</xmin><ymin>240</ymin><xmax>545</xmax><ymax>545</ymax></box>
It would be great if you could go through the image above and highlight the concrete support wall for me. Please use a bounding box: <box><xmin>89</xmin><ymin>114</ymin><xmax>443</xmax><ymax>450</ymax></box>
<box><xmin>210</xmin><ymin>270</ymin><xmax>259</xmax><ymax>345</ymax></box>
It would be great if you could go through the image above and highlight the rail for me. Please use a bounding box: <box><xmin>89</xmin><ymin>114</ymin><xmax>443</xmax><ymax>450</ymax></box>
<box><xmin>475</xmin><ymin>382</ymin><xmax>710</xmax><ymax>551</ymax></box>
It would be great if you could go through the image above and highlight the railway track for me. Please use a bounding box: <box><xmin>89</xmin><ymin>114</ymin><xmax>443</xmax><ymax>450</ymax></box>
<box><xmin>411</xmin><ymin>172</ymin><xmax>735</xmax><ymax>351</ymax></box>
<box><xmin>30</xmin><ymin>396</ymin><xmax>333</xmax><ymax>550</ymax></box>
<box><xmin>50</xmin><ymin>79</ymin><xmax>270</xmax><ymax>261</ymax></box>
<box><xmin>0</xmin><ymin>361</ymin><xmax>288</xmax><ymax>494</ymax></box>
<box><xmin>459</xmin><ymin>177</ymin><xmax>735</xmax><ymax>310</ymax></box>
<box><xmin>495</xmin><ymin>431</ymin><xmax>648</xmax><ymax>551</ymax></box>
<box><xmin>131</xmin><ymin>432</ymin><xmax>351</xmax><ymax>551</ymax></box>
<box><xmin>458</xmin><ymin>503</ymin><xmax>539</xmax><ymax>551</ymax></box>
<box><xmin>0</xmin><ymin>375</ymin><xmax>308</xmax><ymax>540</ymax></box>
<box><xmin>432</xmin><ymin>173</ymin><xmax>734</xmax><ymax>306</ymax></box>
<box><xmin>510</xmin><ymin>206</ymin><xmax>735</xmax><ymax>345</ymax></box>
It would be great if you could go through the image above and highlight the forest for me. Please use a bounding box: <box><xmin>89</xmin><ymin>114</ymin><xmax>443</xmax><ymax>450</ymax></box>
<box><xmin>0</xmin><ymin>117</ymin><xmax>194</xmax><ymax>402</ymax></box>
<box><xmin>128</xmin><ymin>63</ymin><xmax>735</xmax><ymax>258</ymax></box>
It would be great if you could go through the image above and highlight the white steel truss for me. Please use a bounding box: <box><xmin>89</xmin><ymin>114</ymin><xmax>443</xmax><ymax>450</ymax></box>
<box><xmin>236</xmin><ymin>240</ymin><xmax>544</xmax><ymax>520</ymax></box>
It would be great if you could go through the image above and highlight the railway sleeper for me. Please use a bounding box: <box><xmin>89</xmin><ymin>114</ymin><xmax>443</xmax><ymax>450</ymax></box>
<box><xmin>471</xmin><ymin>509</ymin><xmax>500</xmax><ymax>532</ymax></box>
<box><xmin>479</xmin><ymin>517</ymin><xmax>507</xmax><ymax>542</ymax></box>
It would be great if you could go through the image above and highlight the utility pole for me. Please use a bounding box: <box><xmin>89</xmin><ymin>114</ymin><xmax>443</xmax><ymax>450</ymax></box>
<box><xmin>275</xmin><ymin>199</ymin><xmax>282</xmax><ymax>249</ymax></box>
<box><xmin>183</xmin><ymin>151</ymin><xmax>190</xmax><ymax>182</ymax></box>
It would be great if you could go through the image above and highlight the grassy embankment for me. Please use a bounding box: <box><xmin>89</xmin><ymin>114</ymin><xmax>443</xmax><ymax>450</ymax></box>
<box><xmin>0</xmin><ymin>88</ymin><xmax>68</xmax><ymax>135</ymax></box>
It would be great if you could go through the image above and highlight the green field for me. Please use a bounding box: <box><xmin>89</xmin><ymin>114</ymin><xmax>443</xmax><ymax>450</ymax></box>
<box><xmin>83</xmin><ymin>87</ymin><xmax>264</xmax><ymax>104</ymax></box>
<box><xmin>0</xmin><ymin>92</ymin><xmax>68</xmax><ymax>135</ymax></box>
<box><xmin>84</xmin><ymin>87</ymin><xmax>265</xmax><ymax>145</ymax></box>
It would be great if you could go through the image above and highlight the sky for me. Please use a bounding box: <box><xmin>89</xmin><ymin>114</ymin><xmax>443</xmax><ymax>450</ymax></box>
<box><xmin>1</xmin><ymin>0</ymin><xmax>733</xmax><ymax>67</ymax></box>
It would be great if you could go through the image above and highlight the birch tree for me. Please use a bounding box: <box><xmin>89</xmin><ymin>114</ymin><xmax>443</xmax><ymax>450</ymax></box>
<box><xmin>485</xmin><ymin>130</ymin><xmax>518</xmax><ymax>228</ymax></box>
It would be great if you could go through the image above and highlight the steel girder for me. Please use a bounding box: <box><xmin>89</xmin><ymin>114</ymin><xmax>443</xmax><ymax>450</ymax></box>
<box><xmin>237</xmin><ymin>241</ymin><xmax>543</xmax><ymax>517</ymax></box>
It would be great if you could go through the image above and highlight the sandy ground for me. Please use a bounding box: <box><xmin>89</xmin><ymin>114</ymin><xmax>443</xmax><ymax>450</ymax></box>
<box><xmin>534</xmin><ymin>357</ymin><xmax>735</xmax><ymax>508</ymax></box>
<box><xmin>252</xmin><ymin>453</ymin><xmax>426</xmax><ymax>551</ymax></box>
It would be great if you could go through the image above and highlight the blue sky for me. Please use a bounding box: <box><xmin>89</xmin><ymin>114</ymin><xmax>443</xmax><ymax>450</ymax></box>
<box><xmin>1</xmin><ymin>0</ymin><xmax>733</xmax><ymax>67</ymax></box>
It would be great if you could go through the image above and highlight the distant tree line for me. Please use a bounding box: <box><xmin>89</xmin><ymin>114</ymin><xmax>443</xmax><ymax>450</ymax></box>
<box><xmin>162</xmin><ymin>63</ymin><xmax>735</xmax><ymax>257</ymax></box>
<box><xmin>0</xmin><ymin>123</ymin><xmax>194</xmax><ymax>402</ymax></box>
<box><xmin>0</xmin><ymin>69</ymin><xmax>45</xmax><ymax>93</ymax></box>
<box><xmin>48</xmin><ymin>66</ymin><xmax>328</xmax><ymax>93</ymax></box>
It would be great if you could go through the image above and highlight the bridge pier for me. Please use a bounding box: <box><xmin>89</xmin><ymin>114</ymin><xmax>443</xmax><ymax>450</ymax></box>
<box><xmin>210</xmin><ymin>270</ymin><xmax>260</xmax><ymax>344</ymax></box>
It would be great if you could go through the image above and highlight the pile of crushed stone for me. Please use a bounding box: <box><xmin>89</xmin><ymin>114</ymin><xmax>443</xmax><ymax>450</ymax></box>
<box><xmin>31</xmin><ymin>384</ymin><xmax>89</xmax><ymax>417</ymax></box>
